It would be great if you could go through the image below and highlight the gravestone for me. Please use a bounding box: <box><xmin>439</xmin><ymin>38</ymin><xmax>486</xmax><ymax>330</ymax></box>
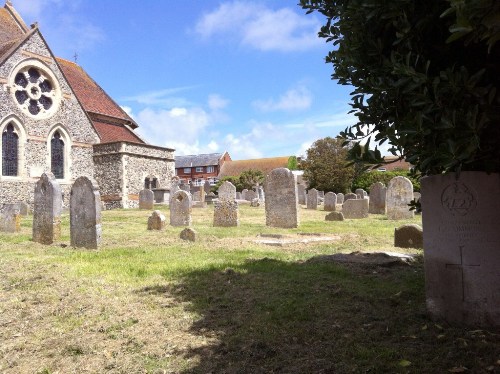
<box><xmin>236</xmin><ymin>192</ymin><xmax>242</xmax><ymax>200</ymax></box>
<box><xmin>152</xmin><ymin>188</ymin><xmax>168</xmax><ymax>203</ymax></box>
<box><xmin>257</xmin><ymin>186</ymin><xmax>265</xmax><ymax>201</ymax></box>
<box><xmin>32</xmin><ymin>173</ymin><xmax>62</xmax><ymax>244</ymax></box>
<box><xmin>170</xmin><ymin>190</ymin><xmax>192</xmax><ymax>226</ymax></box>
<box><xmin>386</xmin><ymin>176</ymin><xmax>414</xmax><ymax>220</ymax></box>
<box><xmin>17</xmin><ymin>201</ymin><xmax>29</xmax><ymax>216</ymax></box>
<box><xmin>0</xmin><ymin>203</ymin><xmax>21</xmax><ymax>233</ymax></box>
<box><xmin>139</xmin><ymin>189</ymin><xmax>154</xmax><ymax>209</ymax></box>
<box><xmin>218</xmin><ymin>181</ymin><xmax>236</xmax><ymax>202</ymax></box>
<box><xmin>421</xmin><ymin>172</ymin><xmax>500</xmax><ymax>326</ymax></box>
<box><xmin>369</xmin><ymin>182</ymin><xmax>387</xmax><ymax>214</ymax></box>
<box><xmin>394</xmin><ymin>224</ymin><xmax>423</xmax><ymax>248</ymax></box>
<box><xmin>297</xmin><ymin>185</ymin><xmax>306</xmax><ymax>205</ymax></box>
<box><xmin>324</xmin><ymin>192</ymin><xmax>337</xmax><ymax>211</ymax></box>
<box><xmin>250</xmin><ymin>198</ymin><xmax>260</xmax><ymax>207</ymax></box>
<box><xmin>205</xmin><ymin>192</ymin><xmax>216</xmax><ymax>205</ymax></box>
<box><xmin>245</xmin><ymin>189</ymin><xmax>257</xmax><ymax>202</ymax></box>
<box><xmin>203</xmin><ymin>180</ymin><xmax>211</xmax><ymax>194</ymax></box>
<box><xmin>264</xmin><ymin>168</ymin><xmax>299</xmax><ymax>228</ymax></box>
<box><xmin>241</xmin><ymin>189</ymin><xmax>248</xmax><ymax>200</ymax></box>
<box><xmin>344</xmin><ymin>192</ymin><xmax>357</xmax><ymax>201</ymax></box>
<box><xmin>325</xmin><ymin>211</ymin><xmax>344</xmax><ymax>221</ymax></box>
<box><xmin>180</xmin><ymin>227</ymin><xmax>197</xmax><ymax>242</ymax></box>
<box><xmin>70</xmin><ymin>176</ymin><xmax>102</xmax><ymax>249</ymax></box>
<box><xmin>179</xmin><ymin>183</ymin><xmax>191</xmax><ymax>193</ymax></box>
<box><xmin>214</xmin><ymin>200</ymin><xmax>239</xmax><ymax>227</ymax></box>
<box><xmin>147</xmin><ymin>210</ymin><xmax>166</xmax><ymax>230</ymax></box>
<box><xmin>337</xmin><ymin>193</ymin><xmax>344</xmax><ymax>204</ymax></box>
<box><xmin>355</xmin><ymin>188</ymin><xmax>365</xmax><ymax>199</ymax></box>
<box><xmin>342</xmin><ymin>199</ymin><xmax>369</xmax><ymax>219</ymax></box>
<box><xmin>169</xmin><ymin>180</ymin><xmax>180</xmax><ymax>205</ymax></box>
<box><xmin>306</xmin><ymin>188</ymin><xmax>318</xmax><ymax>210</ymax></box>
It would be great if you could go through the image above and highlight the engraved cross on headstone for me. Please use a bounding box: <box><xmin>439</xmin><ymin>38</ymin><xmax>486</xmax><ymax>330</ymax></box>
<box><xmin>445</xmin><ymin>245</ymin><xmax>480</xmax><ymax>301</ymax></box>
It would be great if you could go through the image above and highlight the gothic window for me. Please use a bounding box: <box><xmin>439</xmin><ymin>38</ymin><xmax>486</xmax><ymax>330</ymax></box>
<box><xmin>151</xmin><ymin>178</ymin><xmax>158</xmax><ymax>189</ymax></box>
<box><xmin>2</xmin><ymin>124</ymin><xmax>18</xmax><ymax>176</ymax></box>
<box><xmin>51</xmin><ymin>131</ymin><xmax>64</xmax><ymax>179</ymax></box>
<box><xmin>144</xmin><ymin>177</ymin><xmax>150</xmax><ymax>189</ymax></box>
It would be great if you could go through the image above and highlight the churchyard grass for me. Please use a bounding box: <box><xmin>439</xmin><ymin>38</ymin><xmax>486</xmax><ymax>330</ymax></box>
<box><xmin>0</xmin><ymin>205</ymin><xmax>498</xmax><ymax>373</ymax></box>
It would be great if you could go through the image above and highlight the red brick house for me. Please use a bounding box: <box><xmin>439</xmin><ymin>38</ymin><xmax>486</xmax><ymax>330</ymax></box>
<box><xmin>175</xmin><ymin>152</ymin><xmax>231</xmax><ymax>186</ymax></box>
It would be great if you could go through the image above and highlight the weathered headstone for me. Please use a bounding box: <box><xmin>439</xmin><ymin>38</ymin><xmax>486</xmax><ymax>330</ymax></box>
<box><xmin>386</xmin><ymin>176</ymin><xmax>414</xmax><ymax>220</ymax></box>
<box><xmin>337</xmin><ymin>193</ymin><xmax>344</xmax><ymax>204</ymax></box>
<box><xmin>70</xmin><ymin>176</ymin><xmax>102</xmax><ymax>249</ymax></box>
<box><xmin>17</xmin><ymin>201</ymin><xmax>29</xmax><ymax>216</ymax></box>
<box><xmin>205</xmin><ymin>192</ymin><xmax>216</xmax><ymax>205</ymax></box>
<box><xmin>32</xmin><ymin>173</ymin><xmax>62</xmax><ymax>244</ymax></box>
<box><xmin>0</xmin><ymin>203</ymin><xmax>21</xmax><ymax>233</ymax></box>
<box><xmin>325</xmin><ymin>211</ymin><xmax>344</xmax><ymax>221</ymax></box>
<box><xmin>213</xmin><ymin>200</ymin><xmax>239</xmax><ymax>227</ymax></box>
<box><xmin>245</xmin><ymin>189</ymin><xmax>257</xmax><ymax>202</ymax></box>
<box><xmin>147</xmin><ymin>210</ymin><xmax>166</xmax><ymax>230</ymax></box>
<box><xmin>179</xmin><ymin>183</ymin><xmax>191</xmax><ymax>193</ymax></box>
<box><xmin>218</xmin><ymin>181</ymin><xmax>236</xmax><ymax>202</ymax></box>
<box><xmin>394</xmin><ymin>224</ymin><xmax>423</xmax><ymax>248</ymax></box>
<box><xmin>306</xmin><ymin>188</ymin><xmax>318</xmax><ymax>210</ymax></box>
<box><xmin>297</xmin><ymin>185</ymin><xmax>306</xmax><ymax>205</ymax></box>
<box><xmin>152</xmin><ymin>188</ymin><xmax>168</xmax><ymax>203</ymax></box>
<box><xmin>324</xmin><ymin>192</ymin><xmax>337</xmax><ymax>211</ymax></box>
<box><xmin>369</xmin><ymin>182</ymin><xmax>387</xmax><ymax>214</ymax></box>
<box><xmin>344</xmin><ymin>192</ymin><xmax>357</xmax><ymax>201</ymax></box>
<box><xmin>236</xmin><ymin>192</ymin><xmax>242</xmax><ymax>200</ymax></box>
<box><xmin>180</xmin><ymin>227</ymin><xmax>197</xmax><ymax>242</ymax></box>
<box><xmin>421</xmin><ymin>172</ymin><xmax>500</xmax><ymax>326</ymax></box>
<box><xmin>342</xmin><ymin>198</ymin><xmax>369</xmax><ymax>219</ymax></box>
<box><xmin>241</xmin><ymin>189</ymin><xmax>248</xmax><ymax>200</ymax></box>
<box><xmin>355</xmin><ymin>188</ymin><xmax>365</xmax><ymax>199</ymax></box>
<box><xmin>250</xmin><ymin>198</ymin><xmax>260</xmax><ymax>207</ymax></box>
<box><xmin>139</xmin><ymin>189</ymin><xmax>154</xmax><ymax>209</ymax></box>
<box><xmin>203</xmin><ymin>180</ymin><xmax>211</xmax><ymax>194</ymax></box>
<box><xmin>264</xmin><ymin>168</ymin><xmax>299</xmax><ymax>228</ymax></box>
<box><xmin>170</xmin><ymin>190</ymin><xmax>192</xmax><ymax>226</ymax></box>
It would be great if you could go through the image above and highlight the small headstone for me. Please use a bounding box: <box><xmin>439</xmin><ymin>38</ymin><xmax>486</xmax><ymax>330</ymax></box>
<box><xmin>147</xmin><ymin>210</ymin><xmax>166</xmax><ymax>230</ymax></box>
<box><xmin>236</xmin><ymin>192</ymin><xmax>242</xmax><ymax>200</ymax></box>
<box><xmin>325</xmin><ymin>211</ymin><xmax>344</xmax><ymax>221</ymax></box>
<box><xmin>170</xmin><ymin>190</ymin><xmax>192</xmax><ymax>226</ymax></box>
<box><xmin>203</xmin><ymin>180</ymin><xmax>211</xmax><ymax>194</ymax></box>
<box><xmin>344</xmin><ymin>192</ymin><xmax>357</xmax><ymax>201</ymax></box>
<box><xmin>297</xmin><ymin>185</ymin><xmax>306</xmax><ymax>205</ymax></box>
<box><xmin>17</xmin><ymin>201</ymin><xmax>29</xmax><ymax>216</ymax></box>
<box><xmin>180</xmin><ymin>227</ymin><xmax>197</xmax><ymax>242</ymax></box>
<box><xmin>306</xmin><ymin>188</ymin><xmax>318</xmax><ymax>210</ymax></box>
<box><xmin>394</xmin><ymin>224</ymin><xmax>423</xmax><ymax>248</ymax></box>
<box><xmin>369</xmin><ymin>182</ymin><xmax>386</xmax><ymax>214</ymax></box>
<box><xmin>250</xmin><ymin>198</ymin><xmax>260</xmax><ymax>207</ymax></box>
<box><xmin>0</xmin><ymin>203</ymin><xmax>21</xmax><ymax>233</ymax></box>
<box><xmin>218</xmin><ymin>181</ymin><xmax>236</xmax><ymax>202</ymax></box>
<box><xmin>386</xmin><ymin>176</ymin><xmax>414</xmax><ymax>220</ymax></box>
<box><xmin>205</xmin><ymin>192</ymin><xmax>216</xmax><ymax>205</ymax></box>
<box><xmin>355</xmin><ymin>189</ymin><xmax>367</xmax><ymax>199</ymax></box>
<box><xmin>264</xmin><ymin>168</ymin><xmax>299</xmax><ymax>228</ymax></box>
<box><xmin>214</xmin><ymin>200</ymin><xmax>239</xmax><ymax>227</ymax></box>
<box><xmin>139</xmin><ymin>189</ymin><xmax>154</xmax><ymax>209</ymax></box>
<box><xmin>70</xmin><ymin>176</ymin><xmax>102</xmax><ymax>249</ymax></box>
<box><xmin>337</xmin><ymin>193</ymin><xmax>344</xmax><ymax>204</ymax></box>
<box><xmin>32</xmin><ymin>172</ymin><xmax>62</xmax><ymax>244</ymax></box>
<box><xmin>342</xmin><ymin>198</ymin><xmax>369</xmax><ymax>219</ymax></box>
<box><xmin>324</xmin><ymin>192</ymin><xmax>337</xmax><ymax>211</ymax></box>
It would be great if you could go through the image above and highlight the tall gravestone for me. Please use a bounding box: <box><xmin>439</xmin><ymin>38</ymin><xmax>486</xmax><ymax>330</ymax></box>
<box><xmin>139</xmin><ymin>189</ymin><xmax>154</xmax><ymax>209</ymax></box>
<box><xmin>203</xmin><ymin>180</ymin><xmax>211</xmax><ymax>194</ymax></box>
<box><xmin>70</xmin><ymin>176</ymin><xmax>102</xmax><ymax>249</ymax></box>
<box><xmin>32</xmin><ymin>173</ymin><xmax>62</xmax><ymax>244</ymax></box>
<box><xmin>170</xmin><ymin>190</ymin><xmax>192</xmax><ymax>226</ymax></box>
<box><xmin>214</xmin><ymin>200</ymin><xmax>239</xmax><ymax>227</ymax></box>
<box><xmin>306</xmin><ymin>188</ymin><xmax>318</xmax><ymax>210</ymax></box>
<box><xmin>0</xmin><ymin>203</ymin><xmax>21</xmax><ymax>233</ymax></box>
<box><xmin>218</xmin><ymin>181</ymin><xmax>236</xmax><ymax>201</ymax></box>
<box><xmin>386</xmin><ymin>176</ymin><xmax>414</xmax><ymax>220</ymax></box>
<box><xmin>324</xmin><ymin>192</ymin><xmax>337</xmax><ymax>211</ymax></box>
<box><xmin>337</xmin><ymin>193</ymin><xmax>344</xmax><ymax>204</ymax></box>
<box><xmin>369</xmin><ymin>182</ymin><xmax>386</xmax><ymax>214</ymax></box>
<box><xmin>169</xmin><ymin>179</ymin><xmax>180</xmax><ymax>205</ymax></box>
<box><xmin>264</xmin><ymin>168</ymin><xmax>299</xmax><ymax>228</ymax></box>
<box><xmin>421</xmin><ymin>172</ymin><xmax>500</xmax><ymax>326</ymax></box>
<box><xmin>297</xmin><ymin>185</ymin><xmax>306</xmax><ymax>205</ymax></box>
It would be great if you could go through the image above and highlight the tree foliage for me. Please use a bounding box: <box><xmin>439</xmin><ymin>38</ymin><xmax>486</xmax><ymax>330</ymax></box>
<box><xmin>301</xmin><ymin>137</ymin><xmax>355</xmax><ymax>193</ymax></box>
<box><xmin>352</xmin><ymin>170</ymin><xmax>420</xmax><ymax>193</ymax></box>
<box><xmin>300</xmin><ymin>0</ymin><xmax>500</xmax><ymax>176</ymax></box>
<box><xmin>212</xmin><ymin>169</ymin><xmax>264</xmax><ymax>193</ymax></box>
<box><xmin>287</xmin><ymin>156</ymin><xmax>299</xmax><ymax>170</ymax></box>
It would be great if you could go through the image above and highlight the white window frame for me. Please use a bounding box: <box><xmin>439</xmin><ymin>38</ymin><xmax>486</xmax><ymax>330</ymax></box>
<box><xmin>195</xmin><ymin>166</ymin><xmax>204</xmax><ymax>172</ymax></box>
<box><xmin>183</xmin><ymin>167</ymin><xmax>191</xmax><ymax>173</ymax></box>
<box><xmin>206</xmin><ymin>166</ymin><xmax>215</xmax><ymax>173</ymax></box>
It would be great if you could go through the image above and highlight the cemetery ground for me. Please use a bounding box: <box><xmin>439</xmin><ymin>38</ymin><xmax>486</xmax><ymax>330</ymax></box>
<box><xmin>1</xmin><ymin>206</ymin><xmax>499</xmax><ymax>373</ymax></box>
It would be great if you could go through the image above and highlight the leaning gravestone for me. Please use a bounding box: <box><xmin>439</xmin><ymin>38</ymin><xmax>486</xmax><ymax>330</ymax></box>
<box><xmin>214</xmin><ymin>200</ymin><xmax>239</xmax><ymax>227</ymax></box>
<box><xmin>369</xmin><ymin>182</ymin><xmax>386</xmax><ymax>214</ymax></box>
<box><xmin>342</xmin><ymin>198</ymin><xmax>369</xmax><ymax>219</ymax></box>
<box><xmin>337</xmin><ymin>193</ymin><xmax>344</xmax><ymax>204</ymax></box>
<box><xmin>394</xmin><ymin>224</ymin><xmax>423</xmax><ymax>248</ymax></box>
<box><xmin>344</xmin><ymin>192</ymin><xmax>357</xmax><ymax>201</ymax></box>
<box><xmin>70</xmin><ymin>176</ymin><xmax>102</xmax><ymax>249</ymax></box>
<box><xmin>306</xmin><ymin>188</ymin><xmax>318</xmax><ymax>210</ymax></box>
<box><xmin>0</xmin><ymin>203</ymin><xmax>21</xmax><ymax>233</ymax></box>
<box><xmin>386</xmin><ymin>176</ymin><xmax>414</xmax><ymax>220</ymax></box>
<box><xmin>297</xmin><ymin>184</ymin><xmax>306</xmax><ymax>205</ymax></box>
<box><xmin>264</xmin><ymin>168</ymin><xmax>299</xmax><ymax>228</ymax></box>
<box><xmin>324</xmin><ymin>192</ymin><xmax>337</xmax><ymax>211</ymax></box>
<box><xmin>139</xmin><ymin>189</ymin><xmax>154</xmax><ymax>209</ymax></box>
<box><xmin>32</xmin><ymin>172</ymin><xmax>62</xmax><ymax>244</ymax></box>
<box><xmin>218</xmin><ymin>181</ymin><xmax>236</xmax><ymax>202</ymax></box>
<box><xmin>147</xmin><ymin>210</ymin><xmax>166</xmax><ymax>230</ymax></box>
<box><xmin>170</xmin><ymin>190</ymin><xmax>192</xmax><ymax>226</ymax></box>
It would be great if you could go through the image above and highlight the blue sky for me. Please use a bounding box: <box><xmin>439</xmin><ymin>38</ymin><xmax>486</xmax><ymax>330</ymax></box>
<box><xmin>14</xmin><ymin>0</ymin><xmax>357</xmax><ymax>160</ymax></box>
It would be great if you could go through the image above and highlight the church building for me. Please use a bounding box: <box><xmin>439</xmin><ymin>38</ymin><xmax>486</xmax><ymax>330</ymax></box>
<box><xmin>0</xmin><ymin>2</ymin><xmax>175</xmax><ymax>209</ymax></box>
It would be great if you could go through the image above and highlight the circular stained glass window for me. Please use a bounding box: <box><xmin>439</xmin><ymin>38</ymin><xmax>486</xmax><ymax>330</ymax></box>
<box><xmin>10</xmin><ymin>60</ymin><xmax>60</xmax><ymax>119</ymax></box>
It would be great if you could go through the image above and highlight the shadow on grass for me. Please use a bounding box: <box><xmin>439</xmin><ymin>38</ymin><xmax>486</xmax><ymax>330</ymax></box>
<box><xmin>138</xmin><ymin>256</ymin><xmax>499</xmax><ymax>373</ymax></box>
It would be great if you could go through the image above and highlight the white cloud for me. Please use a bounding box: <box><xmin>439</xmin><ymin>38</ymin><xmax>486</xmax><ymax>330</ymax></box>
<box><xmin>207</xmin><ymin>140</ymin><xmax>219</xmax><ymax>152</ymax></box>
<box><xmin>208</xmin><ymin>94</ymin><xmax>229</xmax><ymax>110</ymax></box>
<box><xmin>121</xmin><ymin>87</ymin><xmax>195</xmax><ymax>107</ymax></box>
<box><xmin>253</xmin><ymin>85</ymin><xmax>312</xmax><ymax>112</ymax></box>
<box><xmin>194</xmin><ymin>1</ymin><xmax>322</xmax><ymax>52</ymax></box>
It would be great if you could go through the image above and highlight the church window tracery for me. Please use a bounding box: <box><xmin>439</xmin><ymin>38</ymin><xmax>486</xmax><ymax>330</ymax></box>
<box><xmin>51</xmin><ymin>131</ymin><xmax>64</xmax><ymax>179</ymax></box>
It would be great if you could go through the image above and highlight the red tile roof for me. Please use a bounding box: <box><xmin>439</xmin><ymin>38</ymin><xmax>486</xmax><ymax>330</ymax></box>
<box><xmin>92</xmin><ymin>121</ymin><xmax>144</xmax><ymax>144</ymax></box>
<box><xmin>219</xmin><ymin>156</ymin><xmax>290</xmax><ymax>178</ymax></box>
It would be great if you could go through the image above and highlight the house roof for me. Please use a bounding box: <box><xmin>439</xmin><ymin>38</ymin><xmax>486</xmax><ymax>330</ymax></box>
<box><xmin>0</xmin><ymin>4</ymin><xmax>28</xmax><ymax>61</ymax></box>
<box><xmin>175</xmin><ymin>153</ymin><xmax>225</xmax><ymax>168</ymax></box>
<box><xmin>218</xmin><ymin>156</ymin><xmax>290</xmax><ymax>178</ymax></box>
<box><xmin>377</xmin><ymin>156</ymin><xmax>412</xmax><ymax>171</ymax></box>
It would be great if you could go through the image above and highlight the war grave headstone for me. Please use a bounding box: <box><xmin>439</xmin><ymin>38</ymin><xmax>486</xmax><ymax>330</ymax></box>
<box><xmin>421</xmin><ymin>172</ymin><xmax>500</xmax><ymax>326</ymax></box>
<box><xmin>324</xmin><ymin>192</ymin><xmax>337</xmax><ymax>211</ymax></box>
<box><xmin>342</xmin><ymin>198</ymin><xmax>369</xmax><ymax>219</ymax></box>
<box><xmin>369</xmin><ymin>182</ymin><xmax>386</xmax><ymax>214</ymax></box>
<box><xmin>306</xmin><ymin>188</ymin><xmax>318</xmax><ymax>210</ymax></box>
<box><xmin>325</xmin><ymin>211</ymin><xmax>344</xmax><ymax>221</ymax></box>
<box><xmin>148</xmin><ymin>210</ymin><xmax>166</xmax><ymax>230</ymax></box>
<box><xmin>337</xmin><ymin>193</ymin><xmax>344</xmax><ymax>204</ymax></box>
<box><xmin>170</xmin><ymin>190</ymin><xmax>192</xmax><ymax>226</ymax></box>
<box><xmin>264</xmin><ymin>168</ymin><xmax>299</xmax><ymax>228</ymax></box>
<box><xmin>70</xmin><ymin>176</ymin><xmax>102</xmax><ymax>249</ymax></box>
<box><xmin>0</xmin><ymin>203</ymin><xmax>21</xmax><ymax>233</ymax></box>
<box><xmin>218</xmin><ymin>181</ymin><xmax>236</xmax><ymax>202</ymax></box>
<box><xmin>394</xmin><ymin>224</ymin><xmax>423</xmax><ymax>248</ymax></box>
<box><xmin>139</xmin><ymin>189</ymin><xmax>154</xmax><ymax>210</ymax></box>
<box><xmin>386</xmin><ymin>176</ymin><xmax>414</xmax><ymax>220</ymax></box>
<box><xmin>344</xmin><ymin>192</ymin><xmax>357</xmax><ymax>201</ymax></box>
<box><xmin>214</xmin><ymin>200</ymin><xmax>239</xmax><ymax>227</ymax></box>
<box><xmin>32</xmin><ymin>172</ymin><xmax>62</xmax><ymax>244</ymax></box>
<box><xmin>297</xmin><ymin>184</ymin><xmax>306</xmax><ymax>205</ymax></box>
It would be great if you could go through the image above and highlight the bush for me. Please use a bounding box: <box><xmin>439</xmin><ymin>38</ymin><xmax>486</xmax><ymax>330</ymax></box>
<box><xmin>352</xmin><ymin>170</ymin><xmax>420</xmax><ymax>193</ymax></box>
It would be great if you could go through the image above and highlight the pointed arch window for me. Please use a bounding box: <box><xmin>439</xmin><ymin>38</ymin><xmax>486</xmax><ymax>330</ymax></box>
<box><xmin>2</xmin><ymin>124</ymin><xmax>18</xmax><ymax>176</ymax></box>
<box><xmin>51</xmin><ymin>131</ymin><xmax>64</xmax><ymax>179</ymax></box>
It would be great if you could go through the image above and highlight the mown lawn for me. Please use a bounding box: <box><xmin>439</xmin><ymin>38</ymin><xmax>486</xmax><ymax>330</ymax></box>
<box><xmin>0</xmin><ymin>204</ymin><xmax>498</xmax><ymax>373</ymax></box>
